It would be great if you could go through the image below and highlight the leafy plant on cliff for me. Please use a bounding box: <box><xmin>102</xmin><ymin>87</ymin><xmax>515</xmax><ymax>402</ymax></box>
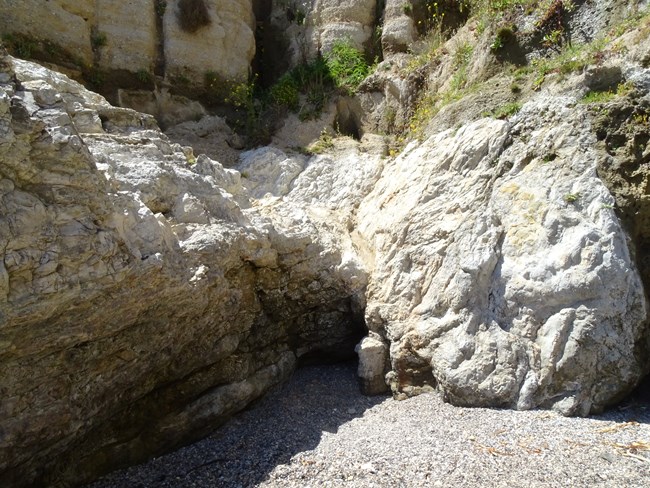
<box><xmin>490</xmin><ymin>25</ymin><xmax>516</xmax><ymax>53</ymax></box>
<box><xmin>177</xmin><ymin>0</ymin><xmax>211</xmax><ymax>33</ymax></box>
<box><xmin>487</xmin><ymin>101</ymin><xmax>522</xmax><ymax>119</ymax></box>
<box><xmin>155</xmin><ymin>0</ymin><xmax>167</xmax><ymax>17</ymax></box>
<box><xmin>2</xmin><ymin>33</ymin><xmax>37</xmax><ymax>58</ymax></box>
<box><xmin>325</xmin><ymin>40</ymin><xmax>372</xmax><ymax>95</ymax></box>
<box><xmin>580</xmin><ymin>82</ymin><xmax>634</xmax><ymax>104</ymax></box>
<box><xmin>269</xmin><ymin>73</ymin><xmax>300</xmax><ymax>111</ymax></box>
<box><xmin>136</xmin><ymin>69</ymin><xmax>153</xmax><ymax>85</ymax></box>
<box><xmin>91</xmin><ymin>31</ymin><xmax>107</xmax><ymax>49</ymax></box>
<box><xmin>265</xmin><ymin>41</ymin><xmax>373</xmax><ymax>119</ymax></box>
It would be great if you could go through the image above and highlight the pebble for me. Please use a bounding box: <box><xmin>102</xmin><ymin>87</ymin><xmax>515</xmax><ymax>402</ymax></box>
<box><xmin>88</xmin><ymin>361</ymin><xmax>650</xmax><ymax>488</ymax></box>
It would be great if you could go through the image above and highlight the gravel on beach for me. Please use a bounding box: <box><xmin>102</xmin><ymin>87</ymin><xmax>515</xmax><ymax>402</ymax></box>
<box><xmin>88</xmin><ymin>361</ymin><xmax>650</xmax><ymax>488</ymax></box>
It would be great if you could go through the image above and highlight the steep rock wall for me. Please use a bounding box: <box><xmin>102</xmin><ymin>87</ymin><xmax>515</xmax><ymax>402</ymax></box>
<box><xmin>264</xmin><ymin>0</ymin><xmax>379</xmax><ymax>70</ymax></box>
<box><xmin>2</xmin><ymin>5</ymin><xmax>650</xmax><ymax>487</ymax></box>
<box><xmin>356</xmin><ymin>107</ymin><xmax>647</xmax><ymax>415</ymax></box>
<box><xmin>164</xmin><ymin>0</ymin><xmax>255</xmax><ymax>83</ymax></box>
<box><xmin>0</xmin><ymin>0</ymin><xmax>255</xmax><ymax>87</ymax></box>
<box><xmin>0</xmin><ymin>53</ymin><xmax>366</xmax><ymax>487</ymax></box>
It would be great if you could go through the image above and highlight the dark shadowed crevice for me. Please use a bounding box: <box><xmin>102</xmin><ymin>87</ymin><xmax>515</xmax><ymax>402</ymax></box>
<box><xmin>153</xmin><ymin>0</ymin><xmax>166</xmax><ymax>76</ymax></box>
<box><xmin>612</xmin><ymin>373</ymin><xmax>650</xmax><ymax>410</ymax></box>
<box><xmin>251</xmin><ymin>0</ymin><xmax>291</xmax><ymax>88</ymax></box>
<box><xmin>335</xmin><ymin>97</ymin><xmax>364</xmax><ymax>140</ymax></box>
<box><xmin>295</xmin><ymin>311</ymin><xmax>367</xmax><ymax>367</ymax></box>
<box><xmin>593</xmin><ymin>95</ymin><xmax>650</xmax><ymax>412</ymax></box>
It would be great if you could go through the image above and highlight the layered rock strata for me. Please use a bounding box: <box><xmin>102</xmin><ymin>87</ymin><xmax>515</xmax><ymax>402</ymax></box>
<box><xmin>0</xmin><ymin>53</ymin><xmax>367</xmax><ymax>486</ymax></box>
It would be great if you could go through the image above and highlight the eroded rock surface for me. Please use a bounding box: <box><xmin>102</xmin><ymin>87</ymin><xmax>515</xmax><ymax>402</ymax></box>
<box><xmin>0</xmin><ymin>54</ymin><xmax>366</xmax><ymax>487</ymax></box>
<box><xmin>2</xmin><ymin>12</ymin><xmax>650</xmax><ymax>487</ymax></box>
<box><xmin>357</xmin><ymin>108</ymin><xmax>647</xmax><ymax>415</ymax></box>
<box><xmin>0</xmin><ymin>0</ymin><xmax>255</xmax><ymax>86</ymax></box>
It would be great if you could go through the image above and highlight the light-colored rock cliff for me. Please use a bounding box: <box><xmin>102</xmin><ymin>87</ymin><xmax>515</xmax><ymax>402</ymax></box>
<box><xmin>310</xmin><ymin>0</ymin><xmax>378</xmax><ymax>53</ymax></box>
<box><xmin>2</xmin><ymin>2</ymin><xmax>650</xmax><ymax>487</ymax></box>
<box><xmin>381</xmin><ymin>0</ymin><xmax>417</xmax><ymax>53</ymax></box>
<box><xmin>266</xmin><ymin>0</ymin><xmax>379</xmax><ymax>68</ymax></box>
<box><xmin>164</xmin><ymin>0</ymin><xmax>255</xmax><ymax>83</ymax></box>
<box><xmin>0</xmin><ymin>0</ymin><xmax>255</xmax><ymax>86</ymax></box>
<box><xmin>357</xmin><ymin>108</ymin><xmax>646</xmax><ymax>415</ymax></box>
<box><xmin>0</xmin><ymin>53</ymin><xmax>366</xmax><ymax>487</ymax></box>
<box><xmin>0</xmin><ymin>0</ymin><xmax>95</xmax><ymax>65</ymax></box>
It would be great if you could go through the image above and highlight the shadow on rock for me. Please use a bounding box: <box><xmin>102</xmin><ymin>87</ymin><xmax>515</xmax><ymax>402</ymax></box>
<box><xmin>87</xmin><ymin>361</ymin><xmax>388</xmax><ymax>488</ymax></box>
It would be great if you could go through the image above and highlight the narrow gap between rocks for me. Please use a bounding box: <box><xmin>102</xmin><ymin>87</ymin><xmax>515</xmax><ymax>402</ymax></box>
<box><xmin>251</xmin><ymin>0</ymin><xmax>289</xmax><ymax>89</ymax></box>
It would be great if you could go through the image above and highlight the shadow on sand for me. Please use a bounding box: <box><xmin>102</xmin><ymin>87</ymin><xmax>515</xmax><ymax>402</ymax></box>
<box><xmin>87</xmin><ymin>361</ymin><xmax>388</xmax><ymax>488</ymax></box>
<box><xmin>87</xmin><ymin>361</ymin><xmax>650</xmax><ymax>488</ymax></box>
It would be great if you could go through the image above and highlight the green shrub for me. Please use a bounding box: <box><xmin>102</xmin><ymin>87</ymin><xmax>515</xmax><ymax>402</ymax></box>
<box><xmin>542</xmin><ymin>29</ymin><xmax>564</xmax><ymax>48</ymax></box>
<box><xmin>91</xmin><ymin>31</ymin><xmax>107</xmax><ymax>49</ymax></box>
<box><xmin>564</xmin><ymin>192</ymin><xmax>580</xmax><ymax>203</ymax></box>
<box><xmin>2</xmin><ymin>33</ymin><xmax>37</xmax><ymax>58</ymax></box>
<box><xmin>491</xmin><ymin>25</ymin><xmax>516</xmax><ymax>53</ymax></box>
<box><xmin>177</xmin><ymin>0</ymin><xmax>211</xmax><ymax>33</ymax></box>
<box><xmin>309</xmin><ymin>129</ymin><xmax>335</xmax><ymax>154</ymax></box>
<box><xmin>325</xmin><ymin>40</ymin><xmax>371</xmax><ymax>95</ymax></box>
<box><xmin>449</xmin><ymin>42</ymin><xmax>473</xmax><ymax>91</ymax></box>
<box><xmin>453</xmin><ymin>42</ymin><xmax>473</xmax><ymax>69</ymax></box>
<box><xmin>580</xmin><ymin>81</ymin><xmax>634</xmax><ymax>104</ymax></box>
<box><xmin>136</xmin><ymin>69</ymin><xmax>153</xmax><ymax>84</ymax></box>
<box><xmin>490</xmin><ymin>101</ymin><xmax>522</xmax><ymax>119</ymax></box>
<box><xmin>269</xmin><ymin>73</ymin><xmax>300</xmax><ymax>111</ymax></box>
<box><xmin>155</xmin><ymin>0</ymin><xmax>167</xmax><ymax>16</ymax></box>
<box><xmin>86</xmin><ymin>67</ymin><xmax>106</xmax><ymax>87</ymax></box>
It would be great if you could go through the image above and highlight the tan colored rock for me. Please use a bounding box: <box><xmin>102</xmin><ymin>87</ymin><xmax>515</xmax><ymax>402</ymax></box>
<box><xmin>94</xmin><ymin>0</ymin><xmax>157</xmax><ymax>72</ymax></box>
<box><xmin>118</xmin><ymin>88</ymin><xmax>207</xmax><ymax>128</ymax></box>
<box><xmin>164</xmin><ymin>0</ymin><xmax>256</xmax><ymax>85</ymax></box>
<box><xmin>355</xmin><ymin>333</ymin><xmax>390</xmax><ymax>394</ymax></box>
<box><xmin>382</xmin><ymin>0</ymin><xmax>417</xmax><ymax>53</ymax></box>
<box><xmin>0</xmin><ymin>56</ymin><xmax>365</xmax><ymax>487</ymax></box>
<box><xmin>356</xmin><ymin>106</ymin><xmax>647</xmax><ymax>416</ymax></box>
<box><xmin>267</xmin><ymin>0</ymin><xmax>378</xmax><ymax>67</ymax></box>
<box><xmin>0</xmin><ymin>0</ymin><xmax>256</xmax><ymax>90</ymax></box>
<box><xmin>313</xmin><ymin>0</ymin><xmax>378</xmax><ymax>53</ymax></box>
<box><xmin>0</xmin><ymin>0</ymin><xmax>94</xmax><ymax>65</ymax></box>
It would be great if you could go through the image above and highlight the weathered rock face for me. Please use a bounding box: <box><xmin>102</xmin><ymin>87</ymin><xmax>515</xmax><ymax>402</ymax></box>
<box><xmin>381</xmin><ymin>0</ymin><xmax>417</xmax><ymax>53</ymax></box>
<box><xmin>164</xmin><ymin>0</ymin><xmax>255</xmax><ymax>83</ymax></box>
<box><xmin>310</xmin><ymin>0</ymin><xmax>378</xmax><ymax>53</ymax></box>
<box><xmin>0</xmin><ymin>54</ymin><xmax>366</xmax><ymax>487</ymax></box>
<box><xmin>0</xmin><ymin>0</ymin><xmax>96</xmax><ymax>66</ymax></box>
<box><xmin>0</xmin><ymin>0</ymin><xmax>255</xmax><ymax>86</ymax></box>
<box><xmin>356</xmin><ymin>107</ymin><xmax>648</xmax><ymax>416</ymax></box>
<box><xmin>2</xmin><ymin>7</ymin><xmax>650</xmax><ymax>487</ymax></box>
<box><xmin>265</xmin><ymin>0</ymin><xmax>379</xmax><ymax>70</ymax></box>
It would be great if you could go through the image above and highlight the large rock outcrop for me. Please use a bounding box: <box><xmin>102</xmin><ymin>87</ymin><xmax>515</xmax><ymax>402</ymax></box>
<box><xmin>0</xmin><ymin>54</ymin><xmax>367</xmax><ymax>487</ymax></box>
<box><xmin>357</xmin><ymin>108</ymin><xmax>647</xmax><ymax>415</ymax></box>
<box><xmin>2</xmin><ymin>7</ymin><xmax>650</xmax><ymax>486</ymax></box>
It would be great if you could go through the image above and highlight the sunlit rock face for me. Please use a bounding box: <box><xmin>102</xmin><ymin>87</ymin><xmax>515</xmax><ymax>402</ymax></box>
<box><xmin>2</xmin><ymin>5</ymin><xmax>650</xmax><ymax>485</ymax></box>
<box><xmin>0</xmin><ymin>55</ymin><xmax>366</xmax><ymax>487</ymax></box>
<box><xmin>0</xmin><ymin>0</ymin><xmax>255</xmax><ymax>85</ymax></box>
<box><xmin>356</xmin><ymin>109</ymin><xmax>647</xmax><ymax>416</ymax></box>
